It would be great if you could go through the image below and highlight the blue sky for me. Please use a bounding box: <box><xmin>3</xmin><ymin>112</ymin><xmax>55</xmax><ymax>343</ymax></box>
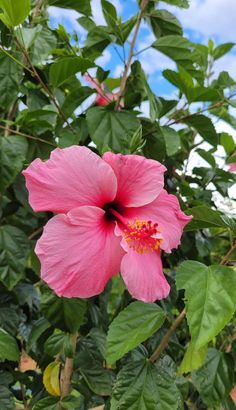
<box><xmin>49</xmin><ymin>0</ymin><xmax>236</xmax><ymax>98</ymax></box>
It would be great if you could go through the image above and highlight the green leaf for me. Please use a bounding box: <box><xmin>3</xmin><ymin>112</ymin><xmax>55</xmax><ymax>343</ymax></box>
<box><xmin>30</xmin><ymin>25</ymin><xmax>57</xmax><ymax>66</ymax></box>
<box><xmin>163</xmin><ymin>68</ymin><xmax>194</xmax><ymax>95</ymax></box>
<box><xmin>152</xmin><ymin>35</ymin><xmax>192</xmax><ymax>63</ymax></box>
<box><xmin>60</xmin><ymin>395</ymin><xmax>82</xmax><ymax>410</ymax></box>
<box><xmin>40</xmin><ymin>286</ymin><xmax>87</xmax><ymax>333</ymax></box>
<box><xmin>0</xmin><ymin>386</ymin><xmax>15</xmax><ymax>410</ymax></box>
<box><xmin>83</xmin><ymin>26</ymin><xmax>112</xmax><ymax>58</ymax></box>
<box><xmin>0</xmin><ymin>306</ymin><xmax>19</xmax><ymax>336</ymax></box>
<box><xmin>111</xmin><ymin>360</ymin><xmax>179</xmax><ymax>410</ymax></box>
<box><xmin>0</xmin><ymin>135</ymin><xmax>28</xmax><ymax>193</ymax></box>
<box><xmin>220</xmin><ymin>132</ymin><xmax>235</xmax><ymax>155</ymax></box>
<box><xmin>176</xmin><ymin>261</ymin><xmax>236</xmax><ymax>349</ymax></box>
<box><xmin>125</xmin><ymin>61</ymin><xmax>159</xmax><ymax>120</ymax></box>
<box><xmin>160</xmin><ymin>0</ymin><xmax>189</xmax><ymax>7</ymax></box>
<box><xmin>27</xmin><ymin>317</ymin><xmax>51</xmax><ymax>352</ymax></box>
<box><xmin>129</xmin><ymin>125</ymin><xmax>145</xmax><ymax>153</ymax></box>
<box><xmin>106</xmin><ymin>301</ymin><xmax>165</xmax><ymax>364</ymax></box>
<box><xmin>196</xmin><ymin>149</ymin><xmax>216</xmax><ymax>168</ymax></box>
<box><xmin>213</xmin><ymin>42</ymin><xmax>235</xmax><ymax>60</ymax></box>
<box><xmin>0</xmin><ymin>225</ymin><xmax>30</xmax><ymax>290</ymax></box>
<box><xmin>61</xmin><ymin>86</ymin><xmax>94</xmax><ymax>118</ymax></box>
<box><xmin>0</xmin><ymin>328</ymin><xmax>20</xmax><ymax>361</ymax></box>
<box><xmin>187</xmin><ymin>86</ymin><xmax>220</xmax><ymax>103</ymax></box>
<box><xmin>48</xmin><ymin>0</ymin><xmax>91</xmax><ymax>15</ymax></box>
<box><xmin>80</xmin><ymin>365</ymin><xmax>114</xmax><ymax>396</ymax></box>
<box><xmin>182</xmin><ymin>114</ymin><xmax>218</xmax><ymax>146</ymax></box>
<box><xmin>150</xmin><ymin>10</ymin><xmax>183</xmax><ymax>37</ymax></box>
<box><xmin>86</xmin><ymin>107</ymin><xmax>140</xmax><ymax>153</ymax></box>
<box><xmin>0</xmin><ymin>54</ymin><xmax>22</xmax><ymax>111</ymax></box>
<box><xmin>0</xmin><ymin>0</ymin><xmax>30</xmax><ymax>27</ymax></box>
<box><xmin>101</xmin><ymin>0</ymin><xmax>117</xmax><ymax>26</ymax></box>
<box><xmin>32</xmin><ymin>397</ymin><xmax>59</xmax><ymax>410</ymax></box>
<box><xmin>50</xmin><ymin>57</ymin><xmax>95</xmax><ymax>87</ymax></box>
<box><xmin>161</xmin><ymin>126</ymin><xmax>181</xmax><ymax>155</ymax></box>
<box><xmin>44</xmin><ymin>332</ymin><xmax>65</xmax><ymax>357</ymax></box>
<box><xmin>178</xmin><ymin>342</ymin><xmax>208</xmax><ymax>374</ymax></box>
<box><xmin>185</xmin><ymin>205</ymin><xmax>236</xmax><ymax>232</ymax></box>
<box><xmin>192</xmin><ymin>348</ymin><xmax>234</xmax><ymax>406</ymax></box>
<box><xmin>142</xmin><ymin>120</ymin><xmax>166</xmax><ymax>162</ymax></box>
<box><xmin>15</xmin><ymin>26</ymin><xmax>41</xmax><ymax>49</ymax></box>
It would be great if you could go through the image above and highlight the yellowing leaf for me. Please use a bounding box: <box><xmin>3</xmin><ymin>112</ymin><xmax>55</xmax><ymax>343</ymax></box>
<box><xmin>43</xmin><ymin>362</ymin><xmax>61</xmax><ymax>396</ymax></box>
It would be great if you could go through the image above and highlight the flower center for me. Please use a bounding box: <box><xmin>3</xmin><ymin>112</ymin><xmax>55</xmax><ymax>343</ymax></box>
<box><xmin>123</xmin><ymin>219</ymin><xmax>161</xmax><ymax>254</ymax></box>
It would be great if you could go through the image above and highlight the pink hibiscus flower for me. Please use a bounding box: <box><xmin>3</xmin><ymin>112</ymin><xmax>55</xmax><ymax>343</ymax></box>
<box><xmin>84</xmin><ymin>73</ymin><xmax>120</xmax><ymax>107</ymax></box>
<box><xmin>23</xmin><ymin>147</ymin><xmax>192</xmax><ymax>302</ymax></box>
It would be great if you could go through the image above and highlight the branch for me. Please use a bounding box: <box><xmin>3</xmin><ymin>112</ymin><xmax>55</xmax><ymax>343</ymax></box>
<box><xmin>149</xmin><ymin>243</ymin><xmax>236</xmax><ymax>363</ymax></box>
<box><xmin>149</xmin><ymin>308</ymin><xmax>186</xmax><ymax>363</ymax></box>
<box><xmin>32</xmin><ymin>0</ymin><xmax>44</xmax><ymax>19</ymax></box>
<box><xmin>168</xmin><ymin>92</ymin><xmax>236</xmax><ymax>126</ymax></box>
<box><xmin>220</xmin><ymin>243</ymin><xmax>236</xmax><ymax>265</ymax></box>
<box><xmin>4</xmin><ymin>101</ymin><xmax>18</xmax><ymax>137</ymax></box>
<box><xmin>60</xmin><ymin>333</ymin><xmax>77</xmax><ymax>399</ymax></box>
<box><xmin>115</xmin><ymin>0</ymin><xmax>149</xmax><ymax>108</ymax></box>
<box><xmin>0</xmin><ymin>124</ymin><xmax>57</xmax><ymax>147</ymax></box>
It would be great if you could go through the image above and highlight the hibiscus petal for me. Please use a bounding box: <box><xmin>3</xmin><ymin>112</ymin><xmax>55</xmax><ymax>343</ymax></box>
<box><xmin>35</xmin><ymin>206</ymin><xmax>124</xmax><ymax>298</ymax></box>
<box><xmin>23</xmin><ymin>146</ymin><xmax>117</xmax><ymax>213</ymax></box>
<box><xmin>120</xmin><ymin>250</ymin><xmax>170</xmax><ymax>302</ymax></box>
<box><xmin>103</xmin><ymin>152</ymin><xmax>166</xmax><ymax>207</ymax></box>
<box><xmin>123</xmin><ymin>189</ymin><xmax>192</xmax><ymax>253</ymax></box>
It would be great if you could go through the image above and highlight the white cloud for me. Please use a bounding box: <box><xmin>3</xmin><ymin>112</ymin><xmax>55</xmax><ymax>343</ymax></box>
<box><xmin>164</xmin><ymin>0</ymin><xmax>236</xmax><ymax>42</ymax></box>
<box><xmin>48</xmin><ymin>7</ymin><xmax>85</xmax><ymax>35</ymax></box>
<box><xmin>96</xmin><ymin>49</ymin><xmax>112</xmax><ymax>66</ymax></box>
<box><xmin>213</xmin><ymin>54</ymin><xmax>236</xmax><ymax>81</ymax></box>
<box><xmin>113</xmin><ymin>64</ymin><xmax>124</xmax><ymax>77</ymax></box>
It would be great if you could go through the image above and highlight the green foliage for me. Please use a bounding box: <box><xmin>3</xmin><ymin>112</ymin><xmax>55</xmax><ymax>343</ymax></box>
<box><xmin>49</xmin><ymin>57</ymin><xmax>95</xmax><ymax>87</ymax></box>
<box><xmin>41</xmin><ymin>286</ymin><xmax>87</xmax><ymax>333</ymax></box>
<box><xmin>0</xmin><ymin>0</ymin><xmax>235</xmax><ymax>408</ymax></box>
<box><xmin>0</xmin><ymin>328</ymin><xmax>20</xmax><ymax>361</ymax></box>
<box><xmin>106</xmin><ymin>301</ymin><xmax>165</xmax><ymax>364</ymax></box>
<box><xmin>111</xmin><ymin>360</ymin><xmax>180</xmax><ymax>410</ymax></box>
<box><xmin>192</xmin><ymin>349</ymin><xmax>235</xmax><ymax>407</ymax></box>
<box><xmin>0</xmin><ymin>0</ymin><xmax>30</xmax><ymax>27</ymax></box>
<box><xmin>87</xmin><ymin>107</ymin><xmax>140</xmax><ymax>152</ymax></box>
<box><xmin>177</xmin><ymin>261</ymin><xmax>236</xmax><ymax>349</ymax></box>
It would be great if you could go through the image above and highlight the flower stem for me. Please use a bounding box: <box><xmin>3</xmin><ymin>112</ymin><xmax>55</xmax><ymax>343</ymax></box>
<box><xmin>60</xmin><ymin>333</ymin><xmax>77</xmax><ymax>399</ymax></box>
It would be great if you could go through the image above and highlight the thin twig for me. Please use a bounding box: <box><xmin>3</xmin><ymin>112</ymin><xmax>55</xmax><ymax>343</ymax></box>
<box><xmin>134</xmin><ymin>45</ymin><xmax>152</xmax><ymax>57</ymax></box>
<box><xmin>0</xmin><ymin>124</ymin><xmax>57</xmax><ymax>147</ymax></box>
<box><xmin>220</xmin><ymin>243</ymin><xmax>236</xmax><ymax>265</ymax></box>
<box><xmin>20</xmin><ymin>383</ymin><xmax>29</xmax><ymax>410</ymax></box>
<box><xmin>4</xmin><ymin>101</ymin><xmax>18</xmax><ymax>137</ymax></box>
<box><xmin>28</xmin><ymin>227</ymin><xmax>43</xmax><ymax>240</ymax></box>
<box><xmin>168</xmin><ymin>92</ymin><xmax>236</xmax><ymax>126</ymax></box>
<box><xmin>15</xmin><ymin>36</ymin><xmax>76</xmax><ymax>134</ymax></box>
<box><xmin>0</xmin><ymin>46</ymin><xmax>34</xmax><ymax>74</ymax></box>
<box><xmin>115</xmin><ymin>0</ymin><xmax>149</xmax><ymax>108</ymax></box>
